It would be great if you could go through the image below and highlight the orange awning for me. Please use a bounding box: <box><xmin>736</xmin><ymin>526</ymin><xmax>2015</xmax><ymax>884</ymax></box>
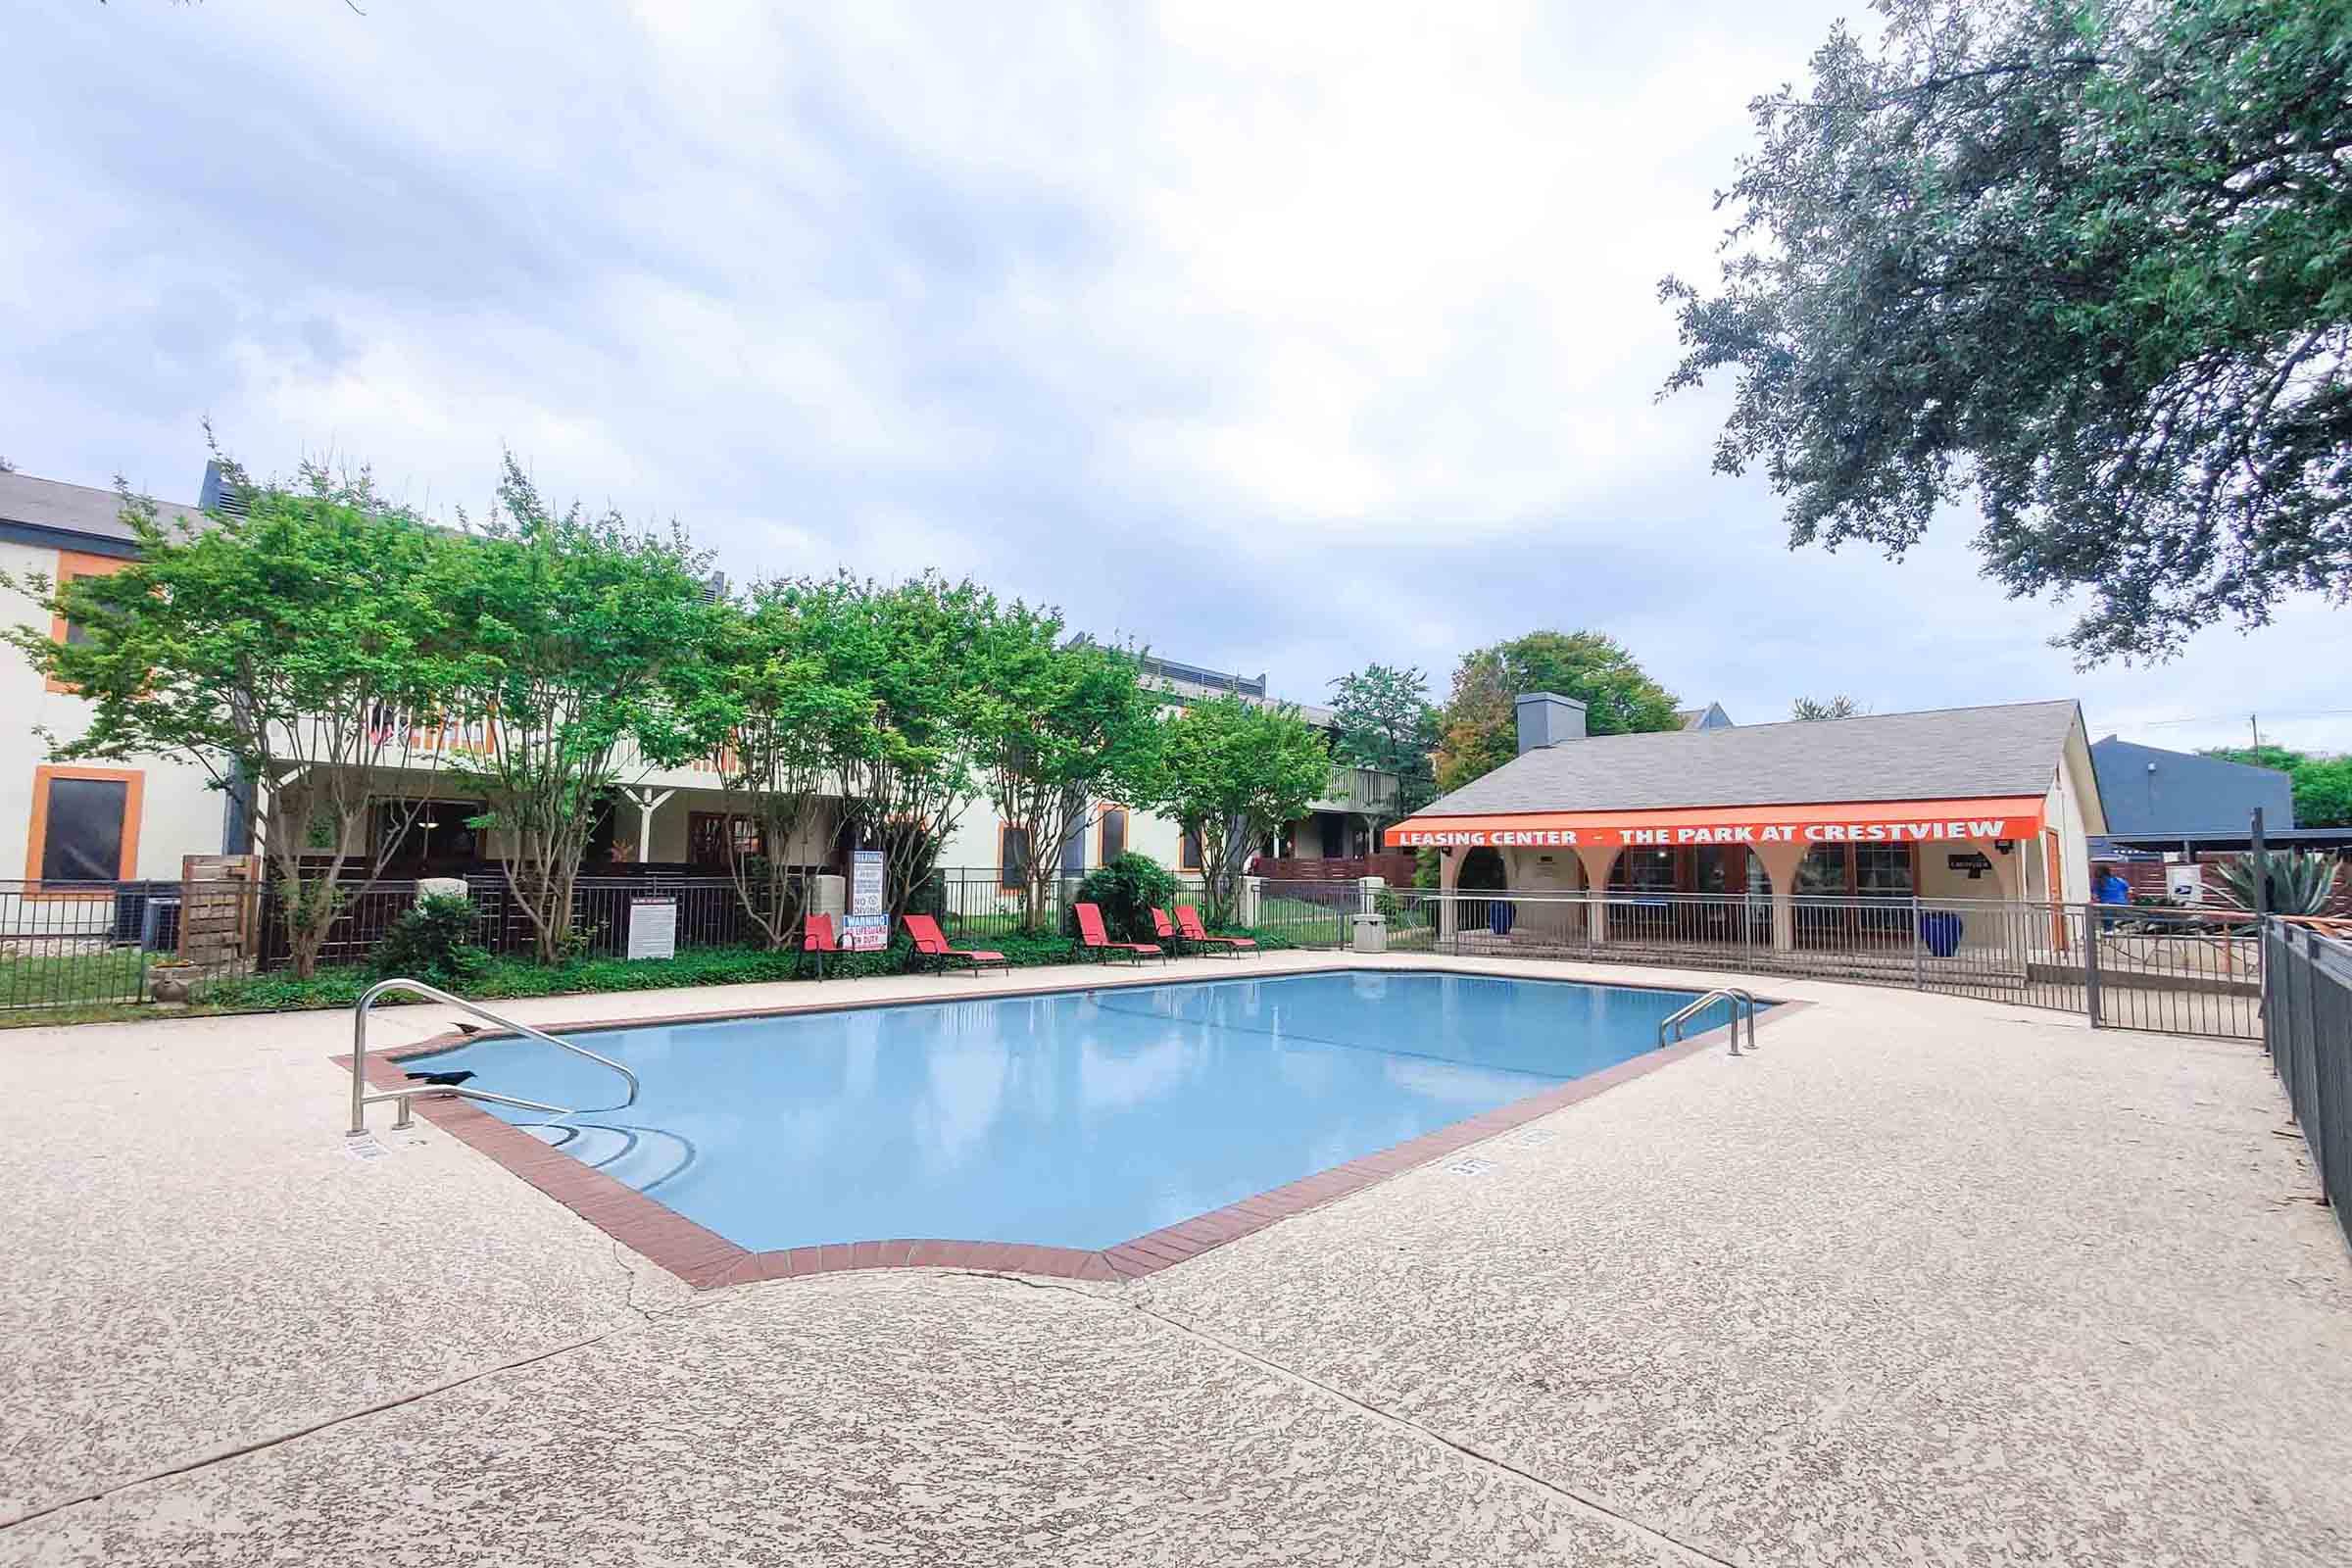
<box><xmin>1384</xmin><ymin>797</ymin><xmax>2045</xmax><ymax>852</ymax></box>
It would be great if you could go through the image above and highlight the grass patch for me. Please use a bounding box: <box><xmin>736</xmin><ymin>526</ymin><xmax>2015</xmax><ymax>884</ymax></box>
<box><xmin>0</xmin><ymin>946</ymin><xmax>151</xmax><ymax>1013</ymax></box>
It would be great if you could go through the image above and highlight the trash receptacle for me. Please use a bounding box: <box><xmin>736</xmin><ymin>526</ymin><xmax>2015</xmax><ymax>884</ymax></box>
<box><xmin>1352</xmin><ymin>913</ymin><xmax>1388</xmax><ymax>955</ymax></box>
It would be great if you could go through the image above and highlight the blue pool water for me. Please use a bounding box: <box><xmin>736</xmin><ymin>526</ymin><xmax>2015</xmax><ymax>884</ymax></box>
<box><xmin>410</xmin><ymin>972</ymin><xmax>1741</xmax><ymax>1251</ymax></box>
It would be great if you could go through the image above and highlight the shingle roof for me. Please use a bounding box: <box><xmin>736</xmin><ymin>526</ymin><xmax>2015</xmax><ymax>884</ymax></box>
<box><xmin>1415</xmin><ymin>700</ymin><xmax>2083</xmax><ymax>816</ymax></box>
<box><xmin>0</xmin><ymin>471</ymin><xmax>201</xmax><ymax>548</ymax></box>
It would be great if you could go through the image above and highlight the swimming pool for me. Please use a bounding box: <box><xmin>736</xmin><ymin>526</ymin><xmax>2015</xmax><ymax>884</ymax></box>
<box><xmin>407</xmin><ymin>971</ymin><xmax>1747</xmax><ymax>1254</ymax></box>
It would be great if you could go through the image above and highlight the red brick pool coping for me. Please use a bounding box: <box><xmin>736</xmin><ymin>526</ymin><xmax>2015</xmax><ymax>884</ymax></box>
<box><xmin>344</xmin><ymin>969</ymin><xmax>1808</xmax><ymax>1291</ymax></box>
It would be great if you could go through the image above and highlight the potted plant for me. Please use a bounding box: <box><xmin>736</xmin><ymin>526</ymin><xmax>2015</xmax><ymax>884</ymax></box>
<box><xmin>146</xmin><ymin>956</ymin><xmax>201</xmax><ymax>1004</ymax></box>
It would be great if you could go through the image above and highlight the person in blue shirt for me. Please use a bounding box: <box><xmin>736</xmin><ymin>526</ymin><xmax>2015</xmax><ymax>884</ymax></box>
<box><xmin>2094</xmin><ymin>866</ymin><xmax>2132</xmax><ymax>928</ymax></box>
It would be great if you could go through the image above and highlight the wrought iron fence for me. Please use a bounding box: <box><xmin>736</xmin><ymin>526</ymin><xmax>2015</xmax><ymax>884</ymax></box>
<box><xmin>2265</xmin><ymin>922</ymin><xmax>2352</xmax><ymax>1248</ymax></box>
<box><xmin>250</xmin><ymin>872</ymin><xmax>808</xmax><ymax>969</ymax></box>
<box><xmin>1281</xmin><ymin>889</ymin><xmax>2264</xmax><ymax>1040</ymax></box>
<box><xmin>0</xmin><ymin>878</ymin><xmax>251</xmax><ymax>1012</ymax></box>
<box><xmin>1252</xmin><ymin>877</ymin><xmax>1364</xmax><ymax>948</ymax></box>
<box><xmin>921</xmin><ymin>869</ymin><xmax>1212</xmax><ymax>941</ymax></box>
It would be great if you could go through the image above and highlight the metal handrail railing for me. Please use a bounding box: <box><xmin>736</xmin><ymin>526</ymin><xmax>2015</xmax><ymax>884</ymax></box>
<box><xmin>347</xmin><ymin>976</ymin><xmax>640</xmax><ymax>1136</ymax></box>
<box><xmin>1658</xmin><ymin>986</ymin><xmax>1759</xmax><ymax>1056</ymax></box>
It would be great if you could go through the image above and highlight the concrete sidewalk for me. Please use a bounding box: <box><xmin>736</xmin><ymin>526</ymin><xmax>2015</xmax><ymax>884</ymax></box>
<box><xmin>2</xmin><ymin>954</ymin><xmax>2347</xmax><ymax>1565</ymax></box>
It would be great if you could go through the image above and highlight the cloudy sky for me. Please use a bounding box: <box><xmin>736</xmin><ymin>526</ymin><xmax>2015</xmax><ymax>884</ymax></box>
<box><xmin>7</xmin><ymin>1</ymin><xmax>2346</xmax><ymax>754</ymax></box>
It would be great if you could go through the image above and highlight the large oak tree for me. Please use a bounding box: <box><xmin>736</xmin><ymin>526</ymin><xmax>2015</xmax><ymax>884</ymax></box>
<box><xmin>1662</xmin><ymin>0</ymin><xmax>2352</xmax><ymax>663</ymax></box>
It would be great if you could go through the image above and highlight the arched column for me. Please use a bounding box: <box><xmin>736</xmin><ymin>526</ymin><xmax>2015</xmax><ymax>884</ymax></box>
<box><xmin>1438</xmin><ymin>843</ymin><xmax>1463</xmax><ymax>941</ymax></box>
<box><xmin>1749</xmin><ymin>839</ymin><xmax>1807</xmax><ymax>953</ymax></box>
<box><xmin>1574</xmin><ymin>844</ymin><xmax>1619</xmax><ymax>946</ymax></box>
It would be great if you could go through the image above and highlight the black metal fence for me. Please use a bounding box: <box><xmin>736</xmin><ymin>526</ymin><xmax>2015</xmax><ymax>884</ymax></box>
<box><xmin>0</xmin><ymin>880</ymin><xmax>184</xmax><ymax>1011</ymax></box>
<box><xmin>2265</xmin><ymin>923</ymin><xmax>2352</xmax><ymax>1249</ymax></box>
<box><xmin>257</xmin><ymin>871</ymin><xmax>812</xmax><ymax>967</ymax></box>
<box><xmin>922</xmin><ymin>869</ymin><xmax>1211</xmax><ymax>940</ymax></box>
<box><xmin>1286</xmin><ymin>889</ymin><xmax>2265</xmax><ymax>1041</ymax></box>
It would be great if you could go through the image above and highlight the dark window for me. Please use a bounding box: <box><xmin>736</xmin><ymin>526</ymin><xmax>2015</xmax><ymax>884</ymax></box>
<box><xmin>1855</xmin><ymin>845</ymin><xmax>1914</xmax><ymax>897</ymax></box>
<box><xmin>1099</xmin><ymin>807</ymin><xmax>1128</xmax><ymax>863</ymax></box>
<box><xmin>41</xmin><ymin>776</ymin><xmax>127</xmax><ymax>882</ymax></box>
<box><xmin>1608</xmin><ymin>848</ymin><xmax>1677</xmax><ymax>893</ymax></box>
<box><xmin>1693</xmin><ymin>845</ymin><xmax>1744</xmax><ymax>894</ymax></box>
<box><xmin>1178</xmin><ymin>828</ymin><xmax>1202</xmax><ymax>872</ymax></box>
<box><xmin>1318</xmin><ymin>812</ymin><xmax>1346</xmax><ymax>858</ymax></box>
<box><xmin>1794</xmin><ymin>845</ymin><xmax>1849</xmax><ymax>896</ymax></box>
<box><xmin>689</xmin><ymin>812</ymin><xmax>761</xmax><ymax>869</ymax></box>
<box><xmin>1059</xmin><ymin>821</ymin><xmax>1087</xmax><ymax>876</ymax></box>
<box><xmin>375</xmin><ymin>799</ymin><xmax>485</xmax><ymax>874</ymax></box>
<box><xmin>1001</xmin><ymin>825</ymin><xmax>1032</xmax><ymax>888</ymax></box>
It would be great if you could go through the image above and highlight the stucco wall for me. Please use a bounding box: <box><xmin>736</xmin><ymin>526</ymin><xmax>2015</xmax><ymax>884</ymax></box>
<box><xmin>1</xmin><ymin>539</ymin><xmax>223</xmax><ymax>881</ymax></box>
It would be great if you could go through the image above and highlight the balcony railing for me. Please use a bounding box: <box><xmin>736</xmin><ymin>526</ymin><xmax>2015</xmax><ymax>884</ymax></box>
<box><xmin>1309</xmin><ymin>764</ymin><xmax>1400</xmax><ymax>816</ymax></box>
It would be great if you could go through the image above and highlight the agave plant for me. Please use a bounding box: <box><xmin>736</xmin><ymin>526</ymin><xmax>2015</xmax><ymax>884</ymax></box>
<box><xmin>2209</xmin><ymin>850</ymin><xmax>2341</xmax><ymax>916</ymax></box>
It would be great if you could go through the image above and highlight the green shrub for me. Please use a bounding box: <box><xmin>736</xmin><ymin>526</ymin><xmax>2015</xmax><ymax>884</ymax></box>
<box><xmin>372</xmin><ymin>894</ymin><xmax>490</xmax><ymax>981</ymax></box>
<box><xmin>1071</xmin><ymin>853</ymin><xmax>1179</xmax><ymax>943</ymax></box>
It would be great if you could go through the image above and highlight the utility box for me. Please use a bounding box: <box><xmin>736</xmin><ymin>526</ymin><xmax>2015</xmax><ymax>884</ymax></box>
<box><xmin>1352</xmin><ymin>913</ymin><xmax>1388</xmax><ymax>955</ymax></box>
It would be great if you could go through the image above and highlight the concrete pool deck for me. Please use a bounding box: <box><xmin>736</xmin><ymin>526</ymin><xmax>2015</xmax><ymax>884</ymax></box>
<box><xmin>3</xmin><ymin>952</ymin><xmax>2348</xmax><ymax>1564</ymax></box>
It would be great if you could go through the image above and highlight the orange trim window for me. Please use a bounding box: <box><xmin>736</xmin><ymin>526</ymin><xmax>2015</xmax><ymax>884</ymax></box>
<box><xmin>999</xmin><ymin>823</ymin><xmax>1032</xmax><ymax>889</ymax></box>
<box><xmin>25</xmin><ymin>765</ymin><xmax>144</xmax><ymax>886</ymax></box>
<box><xmin>47</xmin><ymin>550</ymin><xmax>134</xmax><ymax>694</ymax></box>
<box><xmin>1178</xmin><ymin>827</ymin><xmax>1203</xmax><ymax>872</ymax></box>
<box><xmin>1098</xmin><ymin>805</ymin><xmax>1129</xmax><ymax>864</ymax></box>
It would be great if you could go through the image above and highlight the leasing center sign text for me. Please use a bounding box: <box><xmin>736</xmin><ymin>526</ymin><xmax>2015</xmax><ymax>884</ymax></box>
<box><xmin>1391</xmin><ymin>816</ymin><xmax>2035</xmax><ymax>850</ymax></box>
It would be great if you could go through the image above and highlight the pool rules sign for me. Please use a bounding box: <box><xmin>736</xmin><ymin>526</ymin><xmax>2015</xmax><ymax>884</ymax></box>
<box><xmin>844</xmin><ymin>850</ymin><xmax>889</xmax><ymax>952</ymax></box>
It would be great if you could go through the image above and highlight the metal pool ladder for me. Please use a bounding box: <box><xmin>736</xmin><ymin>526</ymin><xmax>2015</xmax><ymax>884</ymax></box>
<box><xmin>1658</xmin><ymin>987</ymin><xmax>1760</xmax><ymax>1057</ymax></box>
<box><xmin>347</xmin><ymin>977</ymin><xmax>640</xmax><ymax>1137</ymax></box>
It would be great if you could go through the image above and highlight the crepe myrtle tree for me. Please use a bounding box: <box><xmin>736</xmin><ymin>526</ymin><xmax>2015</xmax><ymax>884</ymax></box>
<box><xmin>674</xmin><ymin>576</ymin><xmax>880</xmax><ymax>950</ymax></box>
<box><xmin>1662</xmin><ymin>0</ymin><xmax>2352</xmax><ymax>664</ymax></box>
<box><xmin>972</xmin><ymin>615</ymin><xmax>1161</xmax><ymax>934</ymax></box>
<box><xmin>1148</xmin><ymin>694</ymin><xmax>1331</xmax><ymax>924</ymax></box>
<box><xmin>826</xmin><ymin>572</ymin><xmax>996</xmax><ymax>916</ymax></box>
<box><xmin>0</xmin><ymin>456</ymin><xmax>460</xmax><ymax>977</ymax></box>
<box><xmin>439</xmin><ymin>455</ymin><xmax>717</xmax><ymax>963</ymax></box>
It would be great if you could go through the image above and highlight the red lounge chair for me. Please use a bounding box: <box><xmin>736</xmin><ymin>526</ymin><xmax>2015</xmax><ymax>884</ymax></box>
<box><xmin>1076</xmin><ymin>902</ymin><xmax>1162</xmax><ymax>963</ymax></box>
<box><xmin>1150</xmin><ymin>906</ymin><xmax>1182</xmax><ymax>951</ymax></box>
<box><xmin>1176</xmin><ymin>905</ymin><xmax>1256</xmax><ymax>956</ymax></box>
<box><xmin>801</xmin><ymin>911</ymin><xmax>839</xmax><ymax>979</ymax></box>
<box><xmin>904</xmin><ymin>912</ymin><xmax>1008</xmax><ymax>976</ymax></box>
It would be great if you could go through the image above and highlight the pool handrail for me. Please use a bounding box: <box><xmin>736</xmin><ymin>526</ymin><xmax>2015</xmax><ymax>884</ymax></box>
<box><xmin>348</xmin><ymin>976</ymin><xmax>640</xmax><ymax>1137</ymax></box>
<box><xmin>1658</xmin><ymin>986</ymin><xmax>1759</xmax><ymax>1056</ymax></box>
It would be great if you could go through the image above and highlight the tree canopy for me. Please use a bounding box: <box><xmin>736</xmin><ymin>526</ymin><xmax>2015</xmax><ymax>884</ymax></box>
<box><xmin>0</xmin><ymin>459</ymin><xmax>463</xmax><ymax>975</ymax></box>
<box><xmin>2201</xmin><ymin>744</ymin><xmax>2352</xmax><ymax>826</ymax></box>
<box><xmin>970</xmin><ymin>619</ymin><xmax>1160</xmax><ymax>932</ymax></box>
<box><xmin>1791</xmin><ymin>694</ymin><xmax>1867</xmax><ymax>720</ymax></box>
<box><xmin>1662</xmin><ymin>0</ymin><xmax>2352</xmax><ymax>664</ymax></box>
<box><xmin>1147</xmin><ymin>694</ymin><xmax>1331</xmax><ymax>921</ymax></box>
<box><xmin>1434</xmin><ymin>631</ymin><xmax>1681</xmax><ymax>793</ymax></box>
<box><xmin>441</xmin><ymin>455</ymin><xmax>716</xmax><ymax>961</ymax></box>
<box><xmin>1327</xmin><ymin>662</ymin><xmax>1440</xmax><ymax>817</ymax></box>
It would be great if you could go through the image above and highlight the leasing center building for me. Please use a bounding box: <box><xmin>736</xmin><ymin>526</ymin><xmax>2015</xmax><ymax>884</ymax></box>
<box><xmin>1386</xmin><ymin>696</ymin><xmax>2105</xmax><ymax>944</ymax></box>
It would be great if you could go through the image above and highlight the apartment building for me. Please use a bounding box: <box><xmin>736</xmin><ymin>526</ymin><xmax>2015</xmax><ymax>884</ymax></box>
<box><xmin>0</xmin><ymin>467</ymin><xmax>1402</xmax><ymax>896</ymax></box>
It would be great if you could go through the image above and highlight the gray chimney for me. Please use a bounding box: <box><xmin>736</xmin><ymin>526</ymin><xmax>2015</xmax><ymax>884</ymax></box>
<box><xmin>1514</xmin><ymin>692</ymin><xmax>1588</xmax><ymax>755</ymax></box>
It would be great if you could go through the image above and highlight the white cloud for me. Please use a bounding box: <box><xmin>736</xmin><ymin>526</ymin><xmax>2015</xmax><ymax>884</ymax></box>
<box><xmin>3</xmin><ymin>0</ymin><xmax>2345</xmax><ymax>754</ymax></box>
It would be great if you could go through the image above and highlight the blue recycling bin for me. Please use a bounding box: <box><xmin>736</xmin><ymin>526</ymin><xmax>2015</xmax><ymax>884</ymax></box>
<box><xmin>1918</xmin><ymin>908</ymin><xmax>1964</xmax><ymax>958</ymax></box>
<box><xmin>1487</xmin><ymin>901</ymin><xmax>1516</xmax><ymax>936</ymax></box>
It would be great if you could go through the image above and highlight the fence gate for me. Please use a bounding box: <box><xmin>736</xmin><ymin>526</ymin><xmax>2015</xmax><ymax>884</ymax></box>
<box><xmin>179</xmin><ymin>854</ymin><xmax>261</xmax><ymax>972</ymax></box>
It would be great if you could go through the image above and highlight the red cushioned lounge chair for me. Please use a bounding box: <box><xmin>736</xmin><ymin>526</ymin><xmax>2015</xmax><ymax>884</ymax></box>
<box><xmin>1176</xmin><ymin>905</ymin><xmax>1256</xmax><ymax>956</ymax></box>
<box><xmin>1076</xmin><ymin>901</ymin><xmax>1162</xmax><ymax>963</ymax></box>
<box><xmin>1150</xmin><ymin>906</ymin><xmax>1184</xmax><ymax>953</ymax></box>
<box><xmin>801</xmin><ymin>911</ymin><xmax>840</xmax><ymax>980</ymax></box>
<box><xmin>904</xmin><ymin>912</ymin><xmax>1008</xmax><ymax>976</ymax></box>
